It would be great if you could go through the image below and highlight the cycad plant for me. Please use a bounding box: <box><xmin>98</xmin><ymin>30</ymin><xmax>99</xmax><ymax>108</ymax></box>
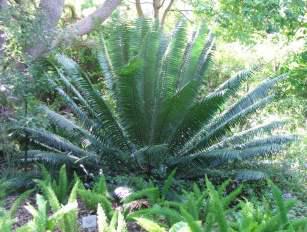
<box><xmin>20</xmin><ymin>19</ymin><xmax>294</xmax><ymax>180</ymax></box>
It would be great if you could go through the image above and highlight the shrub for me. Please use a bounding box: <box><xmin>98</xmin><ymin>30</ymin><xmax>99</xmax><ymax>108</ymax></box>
<box><xmin>19</xmin><ymin>19</ymin><xmax>294</xmax><ymax>180</ymax></box>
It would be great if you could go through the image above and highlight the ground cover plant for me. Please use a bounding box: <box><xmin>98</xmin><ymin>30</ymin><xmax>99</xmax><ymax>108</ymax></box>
<box><xmin>0</xmin><ymin>166</ymin><xmax>306</xmax><ymax>231</ymax></box>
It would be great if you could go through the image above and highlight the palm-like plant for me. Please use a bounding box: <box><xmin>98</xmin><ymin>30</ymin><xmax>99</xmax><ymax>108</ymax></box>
<box><xmin>20</xmin><ymin>19</ymin><xmax>294</xmax><ymax>180</ymax></box>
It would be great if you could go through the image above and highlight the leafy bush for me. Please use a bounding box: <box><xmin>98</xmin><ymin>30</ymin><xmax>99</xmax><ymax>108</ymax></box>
<box><xmin>20</xmin><ymin>19</ymin><xmax>294</xmax><ymax>180</ymax></box>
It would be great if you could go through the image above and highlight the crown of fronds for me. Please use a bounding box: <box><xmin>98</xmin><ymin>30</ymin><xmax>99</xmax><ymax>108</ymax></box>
<box><xmin>19</xmin><ymin>19</ymin><xmax>294</xmax><ymax>180</ymax></box>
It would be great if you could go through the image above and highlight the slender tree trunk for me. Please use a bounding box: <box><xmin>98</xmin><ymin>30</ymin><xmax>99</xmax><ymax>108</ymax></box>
<box><xmin>161</xmin><ymin>0</ymin><xmax>175</xmax><ymax>25</ymax></box>
<box><xmin>135</xmin><ymin>0</ymin><xmax>144</xmax><ymax>17</ymax></box>
<box><xmin>24</xmin><ymin>97</ymin><xmax>29</xmax><ymax>171</ymax></box>
<box><xmin>0</xmin><ymin>0</ymin><xmax>7</xmax><ymax>62</ymax></box>
<box><xmin>153</xmin><ymin>0</ymin><xmax>160</xmax><ymax>20</ymax></box>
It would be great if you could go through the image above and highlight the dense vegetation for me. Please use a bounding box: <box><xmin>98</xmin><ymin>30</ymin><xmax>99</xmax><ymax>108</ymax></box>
<box><xmin>1</xmin><ymin>165</ymin><xmax>307</xmax><ymax>231</ymax></box>
<box><xmin>19</xmin><ymin>20</ymin><xmax>295</xmax><ymax>181</ymax></box>
<box><xmin>0</xmin><ymin>0</ymin><xmax>306</xmax><ymax>231</ymax></box>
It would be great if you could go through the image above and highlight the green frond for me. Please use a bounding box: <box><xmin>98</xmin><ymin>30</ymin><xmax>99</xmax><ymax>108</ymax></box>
<box><xmin>9</xmin><ymin>189</ymin><xmax>34</xmax><ymax>217</ymax></box>
<box><xmin>218</xmin><ymin>75</ymin><xmax>287</xmax><ymax>122</ymax></box>
<box><xmin>235</xmin><ymin>135</ymin><xmax>295</xmax><ymax>149</ymax></box>
<box><xmin>53</xmin><ymin>86</ymin><xmax>94</xmax><ymax>130</ymax></box>
<box><xmin>75</xmin><ymin>72</ymin><xmax>130</xmax><ymax>149</ymax></box>
<box><xmin>213</xmin><ymin>65</ymin><xmax>260</xmax><ymax>94</ymax></box>
<box><xmin>154</xmin><ymin>80</ymin><xmax>200</xmax><ymax>143</ymax></box>
<box><xmin>50</xmin><ymin>59</ymin><xmax>91</xmax><ymax>111</ymax></box>
<box><xmin>235</xmin><ymin>170</ymin><xmax>267</xmax><ymax>180</ymax></box>
<box><xmin>134</xmin><ymin>217</ymin><xmax>167</xmax><ymax>232</ymax></box>
<box><xmin>193</xmin><ymin>31</ymin><xmax>215</xmax><ymax>83</ymax></box>
<box><xmin>23</xmin><ymin>150</ymin><xmax>76</xmax><ymax>165</ymax></box>
<box><xmin>53</xmin><ymin>54</ymin><xmax>129</xmax><ymax>149</ymax></box>
<box><xmin>161</xmin><ymin>169</ymin><xmax>176</xmax><ymax>199</ymax></box>
<box><xmin>40</xmin><ymin>105</ymin><xmax>79</xmax><ymax>132</ymax></box>
<box><xmin>141</xmin><ymin>30</ymin><xmax>162</xmax><ymax>143</ymax></box>
<box><xmin>180</xmin><ymin>208</ymin><xmax>203</xmax><ymax>232</ymax></box>
<box><xmin>178</xmin><ymin>24</ymin><xmax>210</xmax><ymax>90</ymax></box>
<box><xmin>128</xmin><ymin>205</ymin><xmax>183</xmax><ymax>223</ymax></box>
<box><xmin>169</xmin><ymin>89</ymin><xmax>226</xmax><ymax>151</ymax></box>
<box><xmin>123</xmin><ymin>187</ymin><xmax>160</xmax><ymax>204</ymax></box>
<box><xmin>159</xmin><ymin>20</ymin><xmax>188</xmax><ymax>100</ymax></box>
<box><xmin>93</xmin><ymin>174</ymin><xmax>108</xmax><ymax>196</ymax></box>
<box><xmin>106</xmin><ymin>22</ymin><xmax>134</xmax><ymax>74</ymax></box>
<box><xmin>78</xmin><ymin>189</ymin><xmax>112</xmax><ymax>217</ymax></box>
<box><xmin>36</xmin><ymin>180</ymin><xmax>61</xmax><ymax>211</ymax></box>
<box><xmin>196</xmin><ymin>95</ymin><xmax>275</xmax><ymax>151</ymax></box>
<box><xmin>97</xmin><ymin>34</ymin><xmax>117</xmax><ymax>94</ymax></box>
<box><xmin>175</xmin><ymin>135</ymin><xmax>290</xmax><ymax>169</ymax></box>
<box><xmin>116</xmin><ymin>56</ymin><xmax>147</xmax><ymax>144</ymax></box>
<box><xmin>19</xmin><ymin>128</ymin><xmax>92</xmax><ymax>158</ymax></box>
<box><xmin>207</xmin><ymin>120</ymin><xmax>287</xmax><ymax>150</ymax></box>
<box><xmin>133</xmin><ymin>144</ymin><xmax>169</xmax><ymax>168</ymax></box>
<box><xmin>176</xmin><ymin>30</ymin><xmax>197</xmax><ymax>91</ymax></box>
<box><xmin>39</xmin><ymin>105</ymin><xmax>112</xmax><ymax>153</ymax></box>
<box><xmin>97</xmin><ymin>204</ymin><xmax>108</xmax><ymax>232</ymax></box>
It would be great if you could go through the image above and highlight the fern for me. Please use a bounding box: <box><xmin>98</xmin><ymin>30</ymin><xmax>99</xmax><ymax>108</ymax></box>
<box><xmin>16</xmin><ymin>194</ymin><xmax>78</xmax><ymax>232</ymax></box>
<box><xmin>97</xmin><ymin>204</ymin><xmax>127</xmax><ymax>232</ymax></box>
<box><xmin>161</xmin><ymin>169</ymin><xmax>176</xmax><ymax>200</ymax></box>
<box><xmin>37</xmin><ymin>164</ymin><xmax>72</xmax><ymax>204</ymax></box>
<box><xmin>135</xmin><ymin>217</ymin><xmax>167</xmax><ymax>232</ymax></box>
<box><xmin>123</xmin><ymin>187</ymin><xmax>160</xmax><ymax>205</ymax></box>
<box><xmin>78</xmin><ymin>189</ymin><xmax>113</xmax><ymax>217</ymax></box>
<box><xmin>35</xmin><ymin>178</ymin><xmax>79</xmax><ymax>232</ymax></box>
<box><xmin>77</xmin><ymin>173</ymin><xmax>113</xmax><ymax>216</ymax></box>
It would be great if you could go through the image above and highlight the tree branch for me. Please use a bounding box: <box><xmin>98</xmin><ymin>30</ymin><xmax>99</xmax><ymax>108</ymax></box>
<box><xmin>25</xmin><ymin>0</ymin><xmax>65</xmax><ymax>60</ymax></box>
<box><xmin>161</xmin><ymin>0</ymin><xmax>175</xmax><ymax>25</ymax></box>
<box><xmin>28</xmin><ymin>0</ymin><xmax>122</xmax><ymax>61</ymax></box>
<box><xmin>170</xmin><ymin>9</ymin><xmax>193</xmax><ymax>23</ymax></box>
<box><xmin>63</xmin><ymin>0</ymin><xmax>121</xmax><ymax>38</ymax></box>
<box><xmin>158</xmin><ymin>0</ymin><xmax>166</xmax><ymax>8</ymax></box>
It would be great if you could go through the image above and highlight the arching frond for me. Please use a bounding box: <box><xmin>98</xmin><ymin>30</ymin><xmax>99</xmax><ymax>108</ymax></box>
<box><xmin>207</xmin><ymin>120</ymin><xmax>287</xmax><ymax>151</ymax></box>
<box><xmin>22</xmin><ymin>150</ymin><xmax>76</xmax><ymax>166</ymax></box>
<box><xmin>235</xmin><ymin>170</ymin><xmax>267</xmax><ymax>180</ymax></box>
<box><xmin>25</xmin><ymin>18</ymin><xmax>292</xmax><ymax>179</ymax></box>
<box><xmin>19</xmin><ymin>127</ymin><xmax>91</xmax><ymax>158</ymax></box>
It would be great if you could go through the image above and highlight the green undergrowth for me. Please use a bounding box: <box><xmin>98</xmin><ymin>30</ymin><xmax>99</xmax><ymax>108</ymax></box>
<box><xmin>0</xmin><ymin>165</ymin><xmax>306</xmax><ymax>231</ymax></box>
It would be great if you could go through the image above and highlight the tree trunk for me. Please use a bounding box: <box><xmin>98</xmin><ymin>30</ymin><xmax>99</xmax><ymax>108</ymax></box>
<box><xmin>25</xmin><ymin>0</ymin><xmax>65</xmax><ymax>60</ymax></box>
<box><xmin>0</xmin><ymin>0</ymin><xmax>7</xmax><ymax>61</ymax></box>
<box><xmin>153</xmin><ymin>0</ymin><xmax>160</xmax><ymax>20</ymax></box>
<box><xmin>135</xmin><ymin>0</ymin><xmax>144</xmax><ymax>17</ymax></box>
<box><xmin>26</xmin><ymin>0</ymin><xmax>122</xmax><ymax>61</ymax></box>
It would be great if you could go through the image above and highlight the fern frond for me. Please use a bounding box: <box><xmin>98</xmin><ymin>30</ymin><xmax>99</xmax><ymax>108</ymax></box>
<box><xmin>134</xmin><ymin>217</ymin><xmax>166</xmax><ymax>232</ymax></box>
